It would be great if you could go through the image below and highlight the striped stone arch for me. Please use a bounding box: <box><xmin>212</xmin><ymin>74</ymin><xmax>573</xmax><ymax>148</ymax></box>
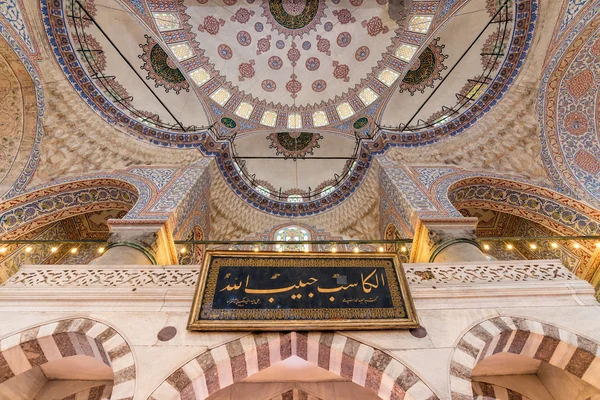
<box><xmin>450</xmin><ymin>316</ymin><xmax>600</xmax><ymax>399</ymax></box>
<box><xmin>471</xmin><ymin>381</ymin><xmax>532</xmax><ymax>400</ymax></box>
<box><xmin>149</xmin><ymin>332</ymin><xmax>439</xmax><ymax>400</ymax></box>
<box><xmin>0</xmin><ymin>317</ymin><xmax>136</xmax><ymax>399</ymax></box>
<box><xmin>269</xmin><ymin>388</ymin><xmax>324</xmax><ymax>400</ymax></box>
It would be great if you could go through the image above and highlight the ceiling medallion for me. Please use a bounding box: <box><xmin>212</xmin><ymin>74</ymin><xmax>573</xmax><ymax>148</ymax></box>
<box><xmin>267</xmin><ymin>131</ymin><xmax>323</xmax><ymax>159</ymax></box>
<box><xmin>138</xmin><ymin>35</ymin><xmax>189</xmax><ymax>94</ymax></box>
<box><xmin>353</xmin><ymin>117</ymin><xmax>369</xmax><ymax>130</ymax></box>
<box><xmin>399</xmin><ymin>37</ymin><xmax>448</xmax><ymax>95</ymax></box>
<box><xmin>261</xmin><ymin>0</ymin><xmax>327</xmax><ymax>38</ymax></box>
<box><xmin>220</xmin><ymin>117</ymin><xmax>237</xmax><ymax>129</ymax></box>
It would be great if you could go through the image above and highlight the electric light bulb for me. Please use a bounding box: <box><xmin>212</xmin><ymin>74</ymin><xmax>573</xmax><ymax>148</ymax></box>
<box><xmin>254</xmin><ymin>247</ymin><xmax>259</xmax><ymax>252</ymax></box>
<box><xmin>51</xmin><ymin>247</ymin><xmax>58</xmax><ymax>253</ymax></box>
<box><xmin>70</xmin><ymin>247</ymin><xmax>77</xmax><ymax>254</ymax></box>
<box><xmin>530</xmin><ymin>244</ymin><xmax>537</xmax><ymax>250</ymax></box>
<box><xmin>506</xmin><ymin>244</ymin><xmax>514</xmax><ymax>250</ymax></box>
<box><xmin>353</xmin><ymin>247</ymin><xmax>359</xmax><ymax>253</ymax></box>
<box><xmin>551</xmin><ymin>243</ymin><xmax>558</xmax><ymax>249</ymax></box>
<box><xmin>573</xmin><ymin>243</ymin><xmax>581</xmax><ymax>249</ymax></box>
<box><xmin>483</xmin><ymin>244</ymin><xmax>490</xmax><ymax>251</ymax></box>
<box><xmin>180</xmin><ymin>247</ymin><xmax>187</xmax><ymax>254</ymax></box>
<box><xmin>98</xmin><ymin>247</ymin><xmax>104</xmax><ymax>254</ymax></box>
<box><xmin>0</xmin><ymin>247</ymin><xmax>6</xmax><ymax>254</ymax></box>
<box><xmin>401</xmin><ymin>246</ymin><xmax>407</xmax><ymax>253</ymax></box>
<box><xmin>331</xmin><ymin>247</ymin><xmax>337</xmax><ymax>253</ymax></box>
<box><xmin>25</xmin><ymin>247</ymin><xmax>32</xmax><ymax>253</ymax></box>
<box><xmin>378</xmin><ymin>246</ymin><xmax>384</xmax><ymax>252</ymax></box>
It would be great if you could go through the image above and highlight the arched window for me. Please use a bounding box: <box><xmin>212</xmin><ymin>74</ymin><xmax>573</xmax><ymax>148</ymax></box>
<box><xmin>320</xmin><ymin>185</ymin><xmax>335</xmax><ymax>197</ymax></box>
<box><xmin>256</xmin><ymin>185</ymin><xmax>270</xmax><ymax>197</ymax></box>
<box><xmin>275</xmin><ymin>226</ymin><xmax>311</xmax><ymax>252</ymax></box>
<box><xmin>287</xmin><ymin>194</ymin><xmax>303</xmax><ymax>203</ymax></box>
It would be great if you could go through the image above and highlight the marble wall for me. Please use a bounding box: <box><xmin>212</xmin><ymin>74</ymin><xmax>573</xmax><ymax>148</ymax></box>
<box><xmin>0</xmin><ymin>260</ymin><xmax>598</xmax><ymax>399</ymax></box>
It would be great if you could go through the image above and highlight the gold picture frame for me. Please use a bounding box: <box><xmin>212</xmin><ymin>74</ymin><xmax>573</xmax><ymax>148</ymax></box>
<box><xmin>187</xmin><ymin>251</ymin><xmax>419</xmax><ymax>331</ymax></box>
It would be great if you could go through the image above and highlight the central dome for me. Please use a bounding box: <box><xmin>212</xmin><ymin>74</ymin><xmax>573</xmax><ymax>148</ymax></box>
<box><xmin>186</xmin><ymin>0</ymin><xmax>398</xmax><ymax>115</ymax></box>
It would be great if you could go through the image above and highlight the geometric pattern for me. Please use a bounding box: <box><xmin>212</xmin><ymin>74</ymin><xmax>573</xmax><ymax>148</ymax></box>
<box><xmin>450</xmin><ymin>316</ymin><xmax>600</xmax><ymax>399</ymax></box>
<box><xmin>378</xmin><ymin>0</ymin><xmax>537</xmax><ymax>146</ymax></box>
<box><xmin>0</xmin><ymin>178</ymin><xmax>139</xmax><ymax>239</ymax></box>
<box><xmin>0</xmin><ymin>0</ymin><xmax>35</xmax><ymax>53</ymax></box>
<box><xmin>0</xmin><ymin>24</ymin><xmax>45</xmax><ymax>200</ymax></box>
<box><xmin>39</xmin><ymin>0</ymin><xmax>379</xmax><ymax>217</ymax></box>
<box><xmin>538</xmin><ymin>2</ymin><xmax>600</xmax><ymax>206</ymax></box>
<box><xmin>148</xmin><ymin>332</ymin><xmax>439</xmax><ymax>400</ymax></box>
<box><xmin>128</xmin><ymin>167</ymin><xmax>177</xmax><ymax>191</ymax></box>
<box><xmin>0</xmin><ymin>318</ymin><xmax>136</xmax><ymax>399</ymax></box>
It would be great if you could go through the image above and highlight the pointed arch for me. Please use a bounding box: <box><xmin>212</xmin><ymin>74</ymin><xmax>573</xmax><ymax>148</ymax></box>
<box><xmin>0</xmin><ymin>317</ymin><xmax>136</xmax><ymax>399</ymax></box>
<box><xmin>148</xmin><ymin>332</ymin><xmax>439</xmax><ymax>400</ymax></box>
<box><xmin>0</xmin><ymin>174</ymin><xmax>157</xmax><ymax>240</ymax></box>
<box><xmin>431</xmin><ymin>174</ymin><xmax>600</xmax><ymax>281</ymax></box>
<box><xmin>449</xmin><ymin>316</ymin><xmax>600</xmax><ymax>399</ymax></box>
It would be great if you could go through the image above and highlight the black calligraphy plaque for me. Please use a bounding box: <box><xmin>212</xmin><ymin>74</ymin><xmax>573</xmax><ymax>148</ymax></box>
<box><xmin>188</xmin><ymin>251</ymin><xmax>418</xmax><ymax>331</ymax></box>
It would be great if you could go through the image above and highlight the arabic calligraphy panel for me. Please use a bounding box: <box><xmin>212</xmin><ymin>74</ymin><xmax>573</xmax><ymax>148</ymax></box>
<box><xmin>188</xmin><ymin>252</ymin><xmax>418</xmax><ymax>331</ymax></box>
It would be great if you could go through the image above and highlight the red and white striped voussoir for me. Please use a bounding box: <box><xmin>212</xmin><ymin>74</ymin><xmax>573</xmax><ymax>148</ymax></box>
<box><xmin>149</xmin><ymin>332</ymin><xmax>439</xmax><ymax>400</ymax></box>
<box><xmin>450</xmin><ymin>316</ymin><xmax>600</xmax><ymax>400</ymax></box>
<box><xmin>471</xmin><ymin>381</ymin><xmax>532</xmax><ymax>400</ymax></box>
<box><xmin>267</xmin><ymin>388</ymin><xmax>324</xmax><ymax>400</ymax></box>
<box><xmin>0</xmin><ymin>318</ymin><xmax>135</xmax><ymax>400</ymax></box>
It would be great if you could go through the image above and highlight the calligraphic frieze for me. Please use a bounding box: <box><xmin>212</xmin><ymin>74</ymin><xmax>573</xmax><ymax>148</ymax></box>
<box><xmin>188</xmin><ymin>251</ymin><xmax>418</xmax><ymax>331</ymax></box>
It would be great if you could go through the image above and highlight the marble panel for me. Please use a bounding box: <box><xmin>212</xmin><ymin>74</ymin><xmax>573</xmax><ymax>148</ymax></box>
<box><xmin>417</xmin><ymin>308</ymin><xmax>500</xmax><ymax>348</ymax></box>
<box><xmin>390</xmin><ymin>348</ymin><xmax>451</xmax><ymax>400</ymax></box>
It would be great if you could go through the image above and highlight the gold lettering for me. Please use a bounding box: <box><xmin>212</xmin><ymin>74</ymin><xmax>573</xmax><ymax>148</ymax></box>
<box><xmin>219</xmin><ymin>281</ymin><xmax>242</xmax><ymax>292</ymax></box>
<box><xmin>361</xmin><ymin>269</ymin><xmax>379</xmax><ymax>293</ymax></box>
<box><xmin>317</xmin><ymin>283</ymin><xmax>358</xmax><ymax>293</ymax></box>
<box><xmin>245</xmin><ymin>277</ymin><xmax>318</xmax><ymax>295</ymax></box>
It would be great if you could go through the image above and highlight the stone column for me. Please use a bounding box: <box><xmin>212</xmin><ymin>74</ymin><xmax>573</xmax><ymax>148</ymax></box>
<box><xmin>90</xmin><ymin>160</ymin><xmax>211</xmax><ymax>265</ymax></box>
<box><xmin>91</xmin><ymin>221</ymin><xmax>177</xmax><ymax>265</ymax></box>
<box><xmin>412</xmin><ymin>217</ymin><xmax>488</xmax><ymax>263</ymax></box>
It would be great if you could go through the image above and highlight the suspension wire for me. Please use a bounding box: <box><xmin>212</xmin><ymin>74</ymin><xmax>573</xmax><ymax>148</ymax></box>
<box><xmin>71</xmin><ymin>0</ymin><xmax>187</xmax><ymax>131</ymax></box>
<box><xmin>380</xmin><ymin>0</ymin><xmax>512</xmax><ymax>133</ymax></box>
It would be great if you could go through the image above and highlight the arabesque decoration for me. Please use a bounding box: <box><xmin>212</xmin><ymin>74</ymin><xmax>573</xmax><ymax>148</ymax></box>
<box><xmin>261</xmin><ymin>0</ymin><xmax>327</xmax><ymax>38</ymax></box>
<box><xmin>139</xmin><ymin>35</ymin><xmax>189</xmax><ymax>94</ymax></box>
<box><xmin>267</xmin><ymin>131</ymin><xmax>322</xmax><ymax>158</ymax></box>
<box><xmin>400</xmin><ymin>37</ymin><xmax>447</xmax><ymax>95</ymax></box>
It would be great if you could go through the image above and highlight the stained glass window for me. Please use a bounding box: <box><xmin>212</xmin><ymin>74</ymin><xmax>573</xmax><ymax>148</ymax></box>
<box><xmin>275</xmin><ymin>226</ymin><xmax>311</xmax><ymax>252</ymax></box>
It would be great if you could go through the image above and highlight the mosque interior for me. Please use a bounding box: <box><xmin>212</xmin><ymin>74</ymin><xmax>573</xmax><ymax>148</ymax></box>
<box><xmin>0</xmin><ymin>0</ymin><xmax>600</xmax><ymax>399</ymax></box>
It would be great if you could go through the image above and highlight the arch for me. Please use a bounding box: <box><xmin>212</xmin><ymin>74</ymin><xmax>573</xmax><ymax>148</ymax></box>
<box><xmin>537</xmin><ymin>2</ymin><xmax>600</xmax><ymax>206</ymax></box>
<box><xmin>0</xmin><ymin>317</ymin><xmax>136</xmax><ymax>399</ymax></box>
<box><xmin>434</xmin><ymin>175</ymin><xmax>600</xmax><ymax>236</ymax></box>
<box><xmin>439</xmin><ymin>175</ymin><xmax>600</xmax><ymax>280</ymax></box>
<box><xmin>449</xmin><ymin>316</ymin><xmax>600</xmax><ymax>399</ymax></box>
<box><xmin>471</xmin><ymin>380</ymin><xmax>533</xmax><ymax>400</ymax></box>
<box><xmin>148</xmin><ymin>332</ymin><xmax>439</xmax><ymax>400</ymax></box>
<box><xmin>0</xmin><ymin>173</ymin><xmax>156</xmax><ymax>240</ymax></box>
<box><xmin>0</xmin><ymin>29</ymin><xmax>44</xmax><ymax>199</ymax></box>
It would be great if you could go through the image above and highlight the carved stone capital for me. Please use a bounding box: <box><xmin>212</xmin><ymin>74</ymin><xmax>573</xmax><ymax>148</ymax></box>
<box><xmin>91</xmin><ymin>220</ymin><xmax>177</xmax><ymax>265</ymax></box>
<box><xmin>411</xmin><ymin>217</ymin><xmax>487</xmax><ymax>263</ymax></box>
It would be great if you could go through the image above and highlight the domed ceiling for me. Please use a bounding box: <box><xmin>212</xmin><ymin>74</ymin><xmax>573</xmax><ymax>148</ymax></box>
<box><xmin>43</xmin><ymin>0</ymin><xmax>536</xmax><ymax>216</ymax></box>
